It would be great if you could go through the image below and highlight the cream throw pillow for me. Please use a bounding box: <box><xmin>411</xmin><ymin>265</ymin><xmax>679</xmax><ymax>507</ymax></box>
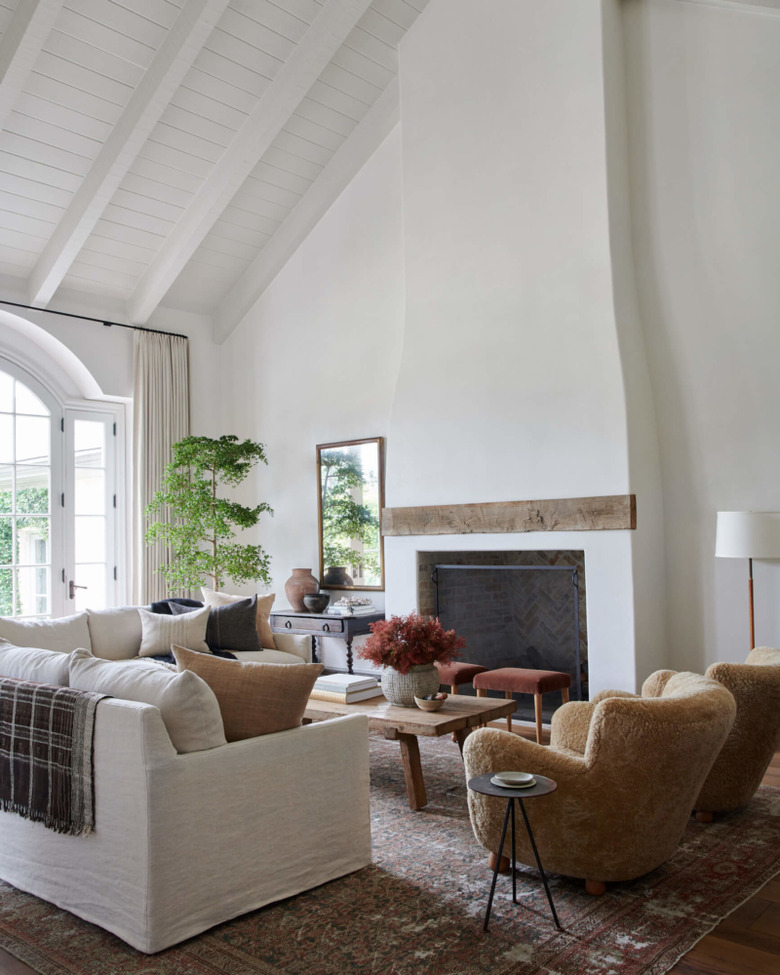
<box><xmin>0</xmin><ymin>612</ymin><xmax>91</xmax><ymax>653</ymax></box>
<box><xmin>70</xmin><ymin>648</ymin><xmax>226</xmax><ymax>753</ymax></box>
<box><xmin>87</xmin><ymin>606</ymin><xmax>143</xmax><ymax>660</ymax></box>
<box><xmin>201</xmin><ymin>588</ymin><xmax>276</xmax><ymax>649</ymax></box>
<box><xmin>173</xmin><ymin>645</ymin><xmax>322</xmax><ymax>741</ymax></box>
<box><xmin>0</xmin><ymin>638</ymin><xmax>72</xmax><ymax>685</ymax></box>
<box><xmin>138</xmin><ymin>606</ymin><xmax>210</xmax><ymax>656</ymax></box>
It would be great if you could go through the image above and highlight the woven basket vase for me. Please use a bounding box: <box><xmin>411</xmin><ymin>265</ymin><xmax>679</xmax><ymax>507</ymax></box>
<box><xmin>380</xmin><ymin>664</ymin><xmax>441</xmax><ymax>707</ymax></box>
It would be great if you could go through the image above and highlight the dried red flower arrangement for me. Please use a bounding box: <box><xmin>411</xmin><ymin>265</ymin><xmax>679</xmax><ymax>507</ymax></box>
<box><xmin>358</xmin><ymin>612</ymin><xmax>465</xmax><ymax>675</ymax></box>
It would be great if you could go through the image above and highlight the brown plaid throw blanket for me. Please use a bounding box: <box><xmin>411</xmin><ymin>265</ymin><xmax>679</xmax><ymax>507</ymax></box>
<box><xmin>0</xmin><ymin>678</ymin><xmax>106</xmax><ymax>836</ymax></box>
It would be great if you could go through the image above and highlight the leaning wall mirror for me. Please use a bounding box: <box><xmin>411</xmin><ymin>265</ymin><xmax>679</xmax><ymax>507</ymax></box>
<box><xmin>317</xmin><ymin>437</ymin><xmax>384</xmax><ymax>590</ymax></box>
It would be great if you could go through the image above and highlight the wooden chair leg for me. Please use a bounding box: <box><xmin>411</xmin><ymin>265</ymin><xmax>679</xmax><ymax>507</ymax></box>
<box><xmin>451</xmin><ymin>684</ymin><xmax>459</xmax><ymax>694</ymax></box>
<box><xmin>561</xmin><ymin>687</ymin><xmax>569</xmax><ymax>705</ymax></box>
<box><xmin>534</xmin><ymin>692</ymin><xmax>543</xmax><ymax>744</ymax></box>
<box><xmin>585</xmin><ymin>880</ymin><xmax>606</xmax><ymax>896</ymax></box>
<box><xmin>476</xmin><ymin>687</ymin><xmax>487</xmax><ymax>697</ymax></box>
<box><xmin>505</xmin><ymin>690</ymin><xmax>513</xmax><ymax>732</ymax></box>
<box><xmin>489</xmin><ymin>852</ymin><xmax>511</xmax><ymax>874</ymax></box>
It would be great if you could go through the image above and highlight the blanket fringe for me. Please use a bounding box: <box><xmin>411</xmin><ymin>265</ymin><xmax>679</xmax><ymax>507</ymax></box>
<box><xmin>0</xmin><ymin>798</ymin><xmax>95</xmax><ymax>836</ymax></box>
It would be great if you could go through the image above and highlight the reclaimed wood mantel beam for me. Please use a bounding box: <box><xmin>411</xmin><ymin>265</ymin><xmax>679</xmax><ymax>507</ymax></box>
<box><xmin>381</xmin><ymin>495</ymin><xmax>636</xmax><ymax>537</ymax></box>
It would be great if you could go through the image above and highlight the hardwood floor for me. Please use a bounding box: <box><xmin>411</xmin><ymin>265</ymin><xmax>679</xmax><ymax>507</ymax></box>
<box><xmin>0</xmin><ymin>740</ymin><xmax>777</xmax><ymax>975</ymax></box>
<box><xmin>667</xmin><ymin>748</ymin><xmax>780</xmax><ymax>975</ymax></box>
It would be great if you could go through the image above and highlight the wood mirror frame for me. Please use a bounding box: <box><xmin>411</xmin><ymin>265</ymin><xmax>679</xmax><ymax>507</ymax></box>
<box><xmin>317</xmin><ymin>437</ymin><xmax>385</xmax><ymax>591</ymax></box>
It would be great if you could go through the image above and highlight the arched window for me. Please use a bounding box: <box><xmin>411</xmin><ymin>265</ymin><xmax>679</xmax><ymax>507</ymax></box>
<box><xmin>0</xmin><ymin>359</ymin><xmax>121</xmax><ymax>618</ymax></box>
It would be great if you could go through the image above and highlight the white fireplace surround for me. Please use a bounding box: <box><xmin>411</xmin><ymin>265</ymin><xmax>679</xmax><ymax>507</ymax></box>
<box><xmin>384</xmin><ymin>528</ymin><xmax>637</xmax><ymax>699</ymax></box>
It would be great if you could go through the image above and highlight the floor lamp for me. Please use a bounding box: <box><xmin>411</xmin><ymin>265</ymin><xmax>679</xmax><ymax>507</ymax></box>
<box><xmin>715</xmin><ymin>511</ymin><xmax>780</xmax><ymax>650</ymax></box>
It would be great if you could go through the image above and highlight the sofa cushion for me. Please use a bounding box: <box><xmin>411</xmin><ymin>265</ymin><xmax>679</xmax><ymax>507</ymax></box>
<box><xmin>0</xmin><ymin>612</ymin><xmax>91</xmax><ymax>654</ymax></box>
<box><xmin>0</xmin><ymin>638</ymin><xmax>72</xmax><ymax>685</ymax></box>
<box><xmin>169</xmin><ymin>596</ymin><xmax>261</xmax><ymax>653</ymax></box>
<box><xmin>173</xmin><ymin>645</ymin><xmax>323</xmax><ymax>741</ymax></box>
<box><xmin>69</xmin><ymin>648</ymin><xmax>226</xmax><ymax>753</ymax></box>
<box><xmin>137</xmin><ymin>606</ymin><xmax>209</xmax><ymax>656</ymax></box>
<box><xmin>87</xmin><ymin>607</ymin><xmax>143</xmax><ymax>660</ymax></box>
<box><xmin>201</xmin><ymin>588</ymin><xmax>275</xmax><ymax>649</ymax></box>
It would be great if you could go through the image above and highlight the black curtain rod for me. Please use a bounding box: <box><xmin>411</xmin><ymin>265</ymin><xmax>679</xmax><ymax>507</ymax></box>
<box><xmin>0</xmin><ymin>299</ymin><xmax>188</xmax><ymax>340</ymax></box>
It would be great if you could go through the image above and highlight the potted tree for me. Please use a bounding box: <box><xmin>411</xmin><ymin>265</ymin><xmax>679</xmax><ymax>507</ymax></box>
<box><xmin>145</xmin><ymin>435</ymin><xmax>272</xmax><ymax>593</ymax></box>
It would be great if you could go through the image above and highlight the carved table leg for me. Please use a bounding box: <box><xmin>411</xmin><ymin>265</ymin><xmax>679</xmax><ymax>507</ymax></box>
<box><xmin>345</xmin><ymin>636</ymin><xmax>354</xmax><ymax>675</ymax></box>
<box><xmin>397</xmin><ymin>733</ymin><xmax>427</xmax><ymax>810</ymax></box>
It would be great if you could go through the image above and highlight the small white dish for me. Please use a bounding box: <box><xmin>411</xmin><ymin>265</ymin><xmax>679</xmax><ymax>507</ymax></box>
<box><xmin>491</xmin><ymin>771</ymin><xmax>536</xmax><ymax>788</ymax></box>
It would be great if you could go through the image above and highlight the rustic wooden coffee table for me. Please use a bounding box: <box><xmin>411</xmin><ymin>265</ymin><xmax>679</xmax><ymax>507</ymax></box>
<box><xmin>304</xmin><ymin>694</ymin><xmax>516</xmax><ymax>810</ymax></box>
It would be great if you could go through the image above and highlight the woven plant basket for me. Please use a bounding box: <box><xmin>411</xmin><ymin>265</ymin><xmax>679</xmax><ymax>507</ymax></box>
<box><xmin>380</xmin><ymin>664</ymin><xmax>441</xmax><ymax>707</ymax></box>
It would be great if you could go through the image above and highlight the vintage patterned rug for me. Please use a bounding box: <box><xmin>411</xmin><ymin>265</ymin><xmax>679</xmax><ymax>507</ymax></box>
<box><xmin>0</xmin><ymin>732</ymin><xmax>778</xmax><ymax>975</ymax></box>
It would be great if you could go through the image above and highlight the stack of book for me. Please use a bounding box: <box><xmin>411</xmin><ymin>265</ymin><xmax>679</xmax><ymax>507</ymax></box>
<box><xmin>309</xmin><ymin>672</ymin><xmax>383</xmax><ymax>703</ymax></box>
<box><xmin>326</xmin><ymin>597</ymin><xmax>377</xmax><ymax>617</ymax></box>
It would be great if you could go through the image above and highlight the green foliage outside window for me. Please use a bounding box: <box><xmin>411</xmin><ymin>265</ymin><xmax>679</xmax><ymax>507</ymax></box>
<box><xmin>145</xmin><ymin>435</ymin><xmax>272</xmax><ymax>594</ymax></box>
<box><xmin>0</xmin><ymin>487</ymin><xmax>49</xmax><ymax>617</ymax></box>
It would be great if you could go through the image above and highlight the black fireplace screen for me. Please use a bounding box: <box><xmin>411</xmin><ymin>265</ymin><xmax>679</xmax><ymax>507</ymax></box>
<box><xmin>433</xmin><ymin>564</ymin><xmax>583</xmax><ymax>701</ymax></box>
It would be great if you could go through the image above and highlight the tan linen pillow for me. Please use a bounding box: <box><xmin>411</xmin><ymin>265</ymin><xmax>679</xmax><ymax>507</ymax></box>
<box><xmin>201</xmin><ymin>588</ymin><xmax>276</xmax><ymax>649</ymax></box>
<box><xmin>173</xmin><ymin>644</ymin><xmax>322</xmax><ymax>741</ymax></box>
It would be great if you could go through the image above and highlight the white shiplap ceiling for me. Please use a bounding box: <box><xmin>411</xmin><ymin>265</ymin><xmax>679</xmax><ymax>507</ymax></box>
<box><xmin>0</xmin><ymin>0</ymin><xmax>428</xmax><ymax>339</ymax></box>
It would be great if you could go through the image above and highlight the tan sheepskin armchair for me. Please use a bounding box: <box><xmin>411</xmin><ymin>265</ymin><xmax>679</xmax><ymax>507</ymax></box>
<box><xmin>463</xmin><ymin>672</ymin><xmax>736</xmax><ymax>895</ymax></box>
<box><xmin>641</xmin><ymin>647</ymin><xmax>780</xmax><ymax>818</ymax></box>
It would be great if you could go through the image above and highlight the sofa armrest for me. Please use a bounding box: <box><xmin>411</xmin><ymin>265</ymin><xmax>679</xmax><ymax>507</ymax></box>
<box><xmin>272</xmin><ymin>632</ymin><xmax>311</xmax><ymax>662</ymax></box>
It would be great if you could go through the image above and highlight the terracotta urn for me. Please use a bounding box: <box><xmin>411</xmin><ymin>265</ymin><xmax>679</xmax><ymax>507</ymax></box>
<box><xmin>284</xmin><ymin>568</ymin><xmax>319</xmax><ymax>612</ymax></box>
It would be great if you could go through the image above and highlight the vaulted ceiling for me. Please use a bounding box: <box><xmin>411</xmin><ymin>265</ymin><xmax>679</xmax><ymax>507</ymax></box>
<box><xmin>0</xmin><ymin>0</ymin><xmax>428</xmax><ymax>339</ymax></box>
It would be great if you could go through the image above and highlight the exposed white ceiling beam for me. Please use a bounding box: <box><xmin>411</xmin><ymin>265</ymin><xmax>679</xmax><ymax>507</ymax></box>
<box><xmin>214</xmin><ymin>79</ymin><xmax>400</xmax><ymax>344</ymax></box>
<box><xmin>127</xmin><ymin>0</ymin><xmax>376</xmax><ymax>325</ymax></box>
<box><xmin>0</xmin><ymin>0</ymin><xmax>63</xmax><ymax>132</ymax></box>
<box><xmin>27</xmin><ymin>0</ymin><xmax>231</xmax><ymax>307</ymax></box>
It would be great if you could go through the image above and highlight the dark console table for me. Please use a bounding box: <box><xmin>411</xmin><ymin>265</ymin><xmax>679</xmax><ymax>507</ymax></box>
<box><xmin>269</xmin><ymin>610</ymin><xmax>384</xmax><ymax>674</ymax></box>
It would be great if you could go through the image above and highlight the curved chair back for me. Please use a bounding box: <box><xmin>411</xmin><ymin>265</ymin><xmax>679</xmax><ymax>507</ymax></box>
<box><xmin>695</xmin><ymin>647</ymin><xmax>780</xmax><ymax>813</ymax></box>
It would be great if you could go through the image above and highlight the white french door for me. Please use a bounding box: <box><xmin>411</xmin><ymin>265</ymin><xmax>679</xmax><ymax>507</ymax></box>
<box><xmin>0</xmin><ymin>360</ymin><xmax>121</xmax><ymax>619</ymax></box>
<box><xmin>63</xmin><ymin>411</ymin><xmax>119</xmax><ymax>614</ymax></box>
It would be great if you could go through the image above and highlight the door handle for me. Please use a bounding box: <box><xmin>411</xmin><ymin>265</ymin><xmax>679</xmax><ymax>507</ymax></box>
<box><xmin>69</xmin><ymin>580</ymin><xmax>87</xmax><ymax>600</ymax></box>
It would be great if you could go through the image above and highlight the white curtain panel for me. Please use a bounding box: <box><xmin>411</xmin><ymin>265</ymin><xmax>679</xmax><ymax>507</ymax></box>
<box><xmin>132</xmin><ymin>332</ymin><xmax>190</xmax><ymax>604</ymax></box>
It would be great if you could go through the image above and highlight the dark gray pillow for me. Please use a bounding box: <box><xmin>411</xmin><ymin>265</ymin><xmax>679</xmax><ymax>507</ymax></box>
<box><xmin>169</xmin><ymin>596</ymin><xmax>261</xmax><ymax>653</ymax></box>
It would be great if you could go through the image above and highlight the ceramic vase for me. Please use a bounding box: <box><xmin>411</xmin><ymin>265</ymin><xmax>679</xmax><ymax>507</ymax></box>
<box><xmin>380</xmin><ymin>664</ymin><xmax>441</xmax><ymax>707</ymax></box>
<box><xmin>284</xmin><ymin>568</ymin><xmax>319</xmax><ymax>612</ymax></box>
<box><xmin>322</xmin><ymin>565</ymin><xmax>354</xmax><ymax>587</ymax></box>
<box><xmin>303</xmin><ymin>592</ymin><xmax>330</xmax><ymax>614</ymax></box>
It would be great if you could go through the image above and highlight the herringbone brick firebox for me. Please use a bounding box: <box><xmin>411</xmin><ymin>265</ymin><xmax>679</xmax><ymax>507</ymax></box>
<box><xmin>417</xmin><ymin>550</ymin><xmax>588</xmax><ymax>720</ymax></box>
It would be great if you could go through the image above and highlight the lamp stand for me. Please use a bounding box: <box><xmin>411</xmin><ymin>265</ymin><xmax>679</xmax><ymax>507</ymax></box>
<box><xmin>748</xmin><ymin>557</ymin><xmax>755</xmax><ymax>651</ymax></box>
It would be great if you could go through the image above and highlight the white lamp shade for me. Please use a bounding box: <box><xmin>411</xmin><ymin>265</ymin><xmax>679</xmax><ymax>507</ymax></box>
<box><xmin>715</xmin><ymin>511</ymin><xmax>780</xmax><ymax>559</ymax></box>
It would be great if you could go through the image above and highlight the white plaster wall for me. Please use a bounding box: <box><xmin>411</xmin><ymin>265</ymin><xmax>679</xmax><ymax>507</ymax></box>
<box><xmin>624</xmin><ymin>0</ymin><xmax>780</xmax><ymax>667</ymax></box>
<box><xmin>387</xmin><ymin>0</ymin><xmax>644</xmax><ymax>693</ymax></box>
<box><xmin>601</xmin><ymin>0</ymin><xmax>668</xmax><ymax>680</ymax></box>
<box><xmin>219</xmin><ymin>129</ymin><xmax>406</xmax><ymax>668</ymax></box>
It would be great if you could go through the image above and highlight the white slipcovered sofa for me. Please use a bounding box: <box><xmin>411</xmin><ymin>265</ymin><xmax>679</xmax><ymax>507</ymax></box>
<box><xmin>0</xmin><ymin>602</ymin><xmax>311</xmax><ymax>666</ymax></box>
<box><xmin>0</xmin><ymin>610</ymin><xmax>372</xmax><ymax>953</ymax></box>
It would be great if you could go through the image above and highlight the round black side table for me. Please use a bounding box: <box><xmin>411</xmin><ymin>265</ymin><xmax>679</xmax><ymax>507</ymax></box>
<box><xmin>467</xmin><ymin>773</ymin><xmax>562</xmax><ymax>933</ymax></box>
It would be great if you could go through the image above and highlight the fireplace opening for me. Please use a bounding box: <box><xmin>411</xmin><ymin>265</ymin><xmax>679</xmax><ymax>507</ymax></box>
<box><xmin>418</xmin><ymin>550</ymin><xmax>588</xmax><ymax>722</ymax></box>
